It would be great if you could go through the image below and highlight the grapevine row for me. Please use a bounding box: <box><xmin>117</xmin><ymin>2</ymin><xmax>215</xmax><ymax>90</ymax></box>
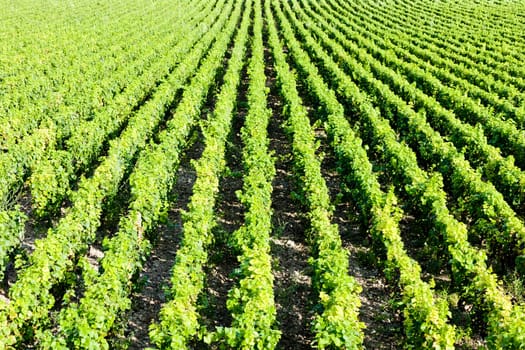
<box><xmin>304</xmin><ymin>0</ymin><xmax>525</xmax><ymax>214</ymax></box>
<box><xmin>316</xmin><ymin>0</ymin><xmax>525</xmax><ymax>124</ymax></box>
<box><xmin>292</xmin><ymin>0</ymin><xmax>525</xmax><ymax>267</ymax></box>
<box><xmin>0</xmin><ymin>0</ymin><xmax>238</xmax><ymax>346</ymax></box>
<box><xmin>383</xmin><ymin>0</ymin><xmax>525</xmax><ymax>76</ymax></box>
<box><xmin>271</xmin><ymin>0</ymin><xmax>457</xmax><ymax>347</ymax></box>
<box><xmin>0</xmin><ymin>0</ymin><xmax>222</xmax><ymax>281</ymax></box>
<box><xmin>0</xmin><ymin>0</ymin><xmax>209</xmax><ymax>209</ymax></box>
<box><xmin>29</xmin><ymin>0</ymin><xmax>219</xmax><ymax>215</ymax></box>
<box><xmin>266</xmin><ymin>1</ymin><xmax>364</xmax><ymax>348</ymax></box>
<box><xmin>148</xmin><ymin>0</ymin><xmax>249</xmax><ymax>347</ymax></box>
<box><xmin>37</xmin><ymin>0</ymin><xmax>248</xmax><ymax>348</ymax></box>
<box><xmin>281</xmin><ymin>1</ymin><xmax>525</xmax><ymax>346</ymax></box>
<box><xmin>0</xmin><ymin>0</ymin><xmax>180</xmax><ymax>149</ymax></box>
<box><xmin>400</xmin><ymin>0</ymin><xmax>525</xmax><ymax>53</ymax></box>
<box><xmin>335</xmin><ymin>0</ymin><xmax>525</xmax><ymax>92</ymax></box>
<box><xmin>206</xmin><ymin>1</ymin><xmax>280</xmax><ymax>347</ymax></box>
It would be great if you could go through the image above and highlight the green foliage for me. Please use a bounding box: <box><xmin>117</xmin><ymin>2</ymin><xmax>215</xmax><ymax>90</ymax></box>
<box><xmin>149</xmin><ymin>1</ymin><xmax>251</xmax><ymax>347</ymax></box>
<box><xmin>205</xmin><ymin>2</ymin><xmax>280</xmax><ymax>348</ymax></box>
<box><xmin>0</xmin><ymin>209</ymin><xmax>26</xmax><ymax>280</ymax></box>
<box><xmin>1</xmin><ymin>0</ymin><xmax>525</xmax><ymax>348</ymax></box>
<box><xmin>283</xmin><ymin>0</ymin><xmax>525</xmax><ymax>345</ymax></box>
<box><xmin>267</xmin><ymin>1</ymin><xmax>365</xmax><ymax>347</ymax></box>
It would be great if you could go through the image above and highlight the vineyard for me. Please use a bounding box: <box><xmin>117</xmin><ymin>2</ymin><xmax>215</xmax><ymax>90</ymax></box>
<box><xmin>1</xmin><ymin>0</ymin><xmax>525</xmax><ymax>348</ymax></box>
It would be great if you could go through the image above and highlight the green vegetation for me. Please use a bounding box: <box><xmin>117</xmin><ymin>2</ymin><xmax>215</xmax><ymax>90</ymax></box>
<box><xmin>1</xmin><ymin>0</ymin><xmax>524</xmax><ymax>348</ymax></box>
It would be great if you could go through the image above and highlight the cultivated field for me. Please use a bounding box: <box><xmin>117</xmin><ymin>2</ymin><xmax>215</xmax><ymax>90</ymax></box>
<box><xmin>1</xmin><ymin>0</ymin><xmax>525</xmax><ymax>348</ymax></box>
